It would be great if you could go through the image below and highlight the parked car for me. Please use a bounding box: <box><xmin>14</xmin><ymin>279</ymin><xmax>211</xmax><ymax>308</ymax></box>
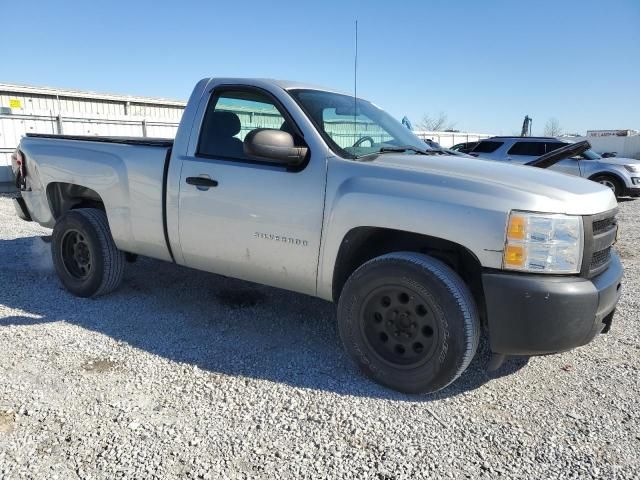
<box><xmin>469</xmin><ymin>136</ymin><xmax>640</xmax><ymax>197</ymax></box>
<box><xmin>450</xmin><ymin>141</ymin><xmax>478</xmax><ymax>153</ymax></box>
<box><xmin>11</xmin><ymin>78</ymin><xmax>622</xmax><ymax>394</ymax></box>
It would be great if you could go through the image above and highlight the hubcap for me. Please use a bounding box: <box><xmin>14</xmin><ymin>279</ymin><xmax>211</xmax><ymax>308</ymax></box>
<box><xmin>598</xmin><ymin>179</ymin><xmax>616</xmax><ymax>191</ymax></box>
<box><xmin>361</xmin><ymin>286</ymin><xmax>438</xmax><ymax>367</ymax></box>
<box><xmin>61</xmin><ymin>230</ymin><xmax>92</xmax><ymax>279</ymax></box>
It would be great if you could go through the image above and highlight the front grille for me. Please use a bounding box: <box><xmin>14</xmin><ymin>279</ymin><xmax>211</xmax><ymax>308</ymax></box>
<box><xmin>593</xmin><ymin>217</ymin><xmax>616</xmax><ymax>235</ymax></box>
<box><xmin>582</xmin><ymin>209</ymin><xmax>618</xmax><ymax>278</ymax></box>
<box><xmin>590</xmin><ymin>247</ymin><xmax>612</xmax><ymax>270</ymax></box>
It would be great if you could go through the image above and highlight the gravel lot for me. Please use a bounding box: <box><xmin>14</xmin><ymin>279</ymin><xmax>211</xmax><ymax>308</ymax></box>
<box><xmin>0</xmin><ymin>193</ymin><xmax>638</xmax><ymax>479</ymax></box>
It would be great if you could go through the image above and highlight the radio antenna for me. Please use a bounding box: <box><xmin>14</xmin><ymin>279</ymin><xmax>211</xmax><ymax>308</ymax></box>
<box><xmin>353</xmin><ymin>20</ymin><xmax>358</xmax><ymax>143</ymax></box>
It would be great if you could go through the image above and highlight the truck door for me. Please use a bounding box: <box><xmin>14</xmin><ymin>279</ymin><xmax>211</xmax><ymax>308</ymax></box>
<box><xmin>176</xmin><ymin>86</ymin><xmax>326</xmax><ymax>295</ymax></box>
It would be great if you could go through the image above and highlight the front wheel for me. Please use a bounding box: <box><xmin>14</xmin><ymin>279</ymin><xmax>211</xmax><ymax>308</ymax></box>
<box><xmin>591</xmin><ymin>175</ymin><xmax>623</xmax><ymax>198</ymax></box>
<box><xmin>52</xmin><ymin>208</ymin><xmax>125</xmax><ymax>297</ymax></box>
<box><xmin>337</xmin><ymin>252</ymin><xmax>480</xmax><ymax>394</ymax></box>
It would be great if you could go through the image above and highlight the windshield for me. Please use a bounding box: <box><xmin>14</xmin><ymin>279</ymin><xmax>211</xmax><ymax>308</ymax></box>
<box><xmin>289</xmin><ymin>89</ymin><xmax>434</xmax><ymax>159</ymax></box>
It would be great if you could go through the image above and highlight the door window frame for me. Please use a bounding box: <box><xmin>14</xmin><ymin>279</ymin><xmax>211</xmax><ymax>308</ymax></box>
<box><xmin>195</xmin><ymin>85</ymin><xmax>310</xmax><ymax>171</ymax></box>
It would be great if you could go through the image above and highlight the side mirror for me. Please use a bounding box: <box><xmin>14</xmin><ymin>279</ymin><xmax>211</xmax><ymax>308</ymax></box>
<box><xmin>602</xmin><ymin>152</ymin><xmax>617</xmax><ymax>158</ymax></box>
<box><xmin>243</xmin><ymin>129</ymin><xmax>308</xmax><ymax>166</ymax></box>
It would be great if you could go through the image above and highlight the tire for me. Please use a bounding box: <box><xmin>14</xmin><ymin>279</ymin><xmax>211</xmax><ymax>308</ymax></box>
<box><xmin>337</xmin><ymin>252</ymin><xmax>480</xmax><ymax>394</ymax></box>
<box><xmin>51</xmin><ymin>208</ymin><xmax>125</xmax><ymax>298</ymax></box>
<box><xmin>591</xmin><ymin>175</ymin><xmax>623</xmax><ymax>198</ymax></box>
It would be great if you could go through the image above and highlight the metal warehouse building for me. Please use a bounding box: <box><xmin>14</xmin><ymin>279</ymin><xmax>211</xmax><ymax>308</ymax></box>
<box><xmin>0</xmin><ymin>83</ymin><xmax>186</xmax><ymax>182</ymax></box>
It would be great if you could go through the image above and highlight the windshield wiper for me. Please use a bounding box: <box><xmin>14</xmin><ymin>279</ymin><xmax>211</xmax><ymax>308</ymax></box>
<box><xmin>357</xmin><ymin>146</ymin><xmax>434</xmax><ymax>159</ymax></box>
<box><xmin>355</xmin><ymin>145</ymin><xmax>449</xmax><ymax>161</ymax></box>
<box><xmin>378</xmin><ymin>146</ymin><xmax>432</xmax><ymax>155</ymax></box>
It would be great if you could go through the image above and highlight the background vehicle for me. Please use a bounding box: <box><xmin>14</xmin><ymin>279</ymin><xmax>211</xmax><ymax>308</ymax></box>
<box><xmin>470</xmin><ymin>136</ymin><xmax>640</xmax><ymax>197</ymax></box>
<box><xmin>450</xmin><ymin>141</ymin><xmax>478</xmax><ymax>153</ymax></box>
<box><xmin>10</xmin><ymin>78</ymin><xmax>622</xmax><ymax>394</ymax></box>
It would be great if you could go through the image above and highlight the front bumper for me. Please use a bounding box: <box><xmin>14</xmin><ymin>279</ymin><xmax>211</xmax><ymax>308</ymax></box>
<box><xmin>626</xmin><ymin>177</ymin><xmax>640</xmax><ymax>196</ymax></box>
<box><xmin>625</xmin><ymin>185</ymin><xmax>640</xmax><ymax>196</ymax></box>
<box><xmin>482</xmin><ymin>253</ymin><xmax>623</xmax><ymax>355</ymax></box>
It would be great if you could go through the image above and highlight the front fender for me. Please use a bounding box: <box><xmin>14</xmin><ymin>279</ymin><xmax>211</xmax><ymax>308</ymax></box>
<box><xmin>586</xmin><ymin>163</ymin><xmax>633</xmax><ymax>188</ymax></box>
<box><xmin>317</xmin><ymin>174</ymin><xmax>508</xmax><ymax>300</ymax></box>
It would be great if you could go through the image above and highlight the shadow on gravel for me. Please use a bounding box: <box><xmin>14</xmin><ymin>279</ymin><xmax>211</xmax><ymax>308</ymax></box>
<box><xmin>0</xmin><ymin>235</ymin><xmax>528</xmax><ymax>401</ymax></box>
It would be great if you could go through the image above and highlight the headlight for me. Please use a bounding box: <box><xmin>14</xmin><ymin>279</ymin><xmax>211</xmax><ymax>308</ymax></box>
<box><xmin>624</xmin><ymin>164</ymin><xmax>640</xmax><ymax>173</ymax></box>
<box><xmin>503</xmin><ymin>211</ymin><xmax>583</xmax><ymax>274</ymax></box>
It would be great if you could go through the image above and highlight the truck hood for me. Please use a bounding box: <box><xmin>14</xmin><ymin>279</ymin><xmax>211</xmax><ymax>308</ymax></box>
<box><xmin>368</xmin><ymin>153</ymin><xmax>618</xmax><ymax>215</ymax></box>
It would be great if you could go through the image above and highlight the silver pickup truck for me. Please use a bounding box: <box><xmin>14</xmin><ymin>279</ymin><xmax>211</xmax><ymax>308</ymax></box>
<box><xmin>10</xmin><ymin>78</ymin><xmax>623</xmax><ymax>394</ymax></box>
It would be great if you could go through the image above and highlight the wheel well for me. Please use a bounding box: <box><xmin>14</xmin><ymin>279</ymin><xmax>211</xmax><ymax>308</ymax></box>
<box><xmin>332</xmin><ymin>227</ymin><xmax>486</xmax><ymax>321</ymax></box>
<box><xmin>47</xmin><ymin>182</ymin><xmax>105</xmax><ymax>220</ymax></box>
<box><xmin>588</xmin><ymin>172</ymin><xmax>624</xmax><ymax>186</ymax></box>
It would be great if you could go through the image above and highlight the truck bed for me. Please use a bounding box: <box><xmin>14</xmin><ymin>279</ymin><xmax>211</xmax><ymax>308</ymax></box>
<box><xmin>26</xmin><ymin>133</ymin><xmax>174</xmax><ymax>148</ymax></box>
<box><xmin>18</xmin><ymin>132</ymin><xmax>174</xmax><ymax>262</ymax></box>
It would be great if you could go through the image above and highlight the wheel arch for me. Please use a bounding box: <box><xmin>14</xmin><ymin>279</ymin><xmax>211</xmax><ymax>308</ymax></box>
<box><xmin>331</xmin><ymin>227</ymin><xmax>486</xmax><ymax>321</ymax></box>
<box><xmin>588</xmin><ymin>171</ymin><xmax>626</xmax><ymax>188</ymax></box>
<box><xmin>46</xmin><ymin>182</ymin><xmax>106</xmax><ymax>220</ymax></box>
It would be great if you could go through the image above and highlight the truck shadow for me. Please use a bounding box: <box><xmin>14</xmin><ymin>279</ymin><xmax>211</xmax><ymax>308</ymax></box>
<box><xmin>0</xmin><ymin>235</ymin><xmax>528</xmax><ymax>401</ymax></box>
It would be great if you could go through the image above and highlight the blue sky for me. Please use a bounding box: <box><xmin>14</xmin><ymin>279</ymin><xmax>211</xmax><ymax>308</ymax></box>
<box><xmin>2</xmin><ymin>0</ymin><xmax>638</xmax><ymax>135</ymax></box>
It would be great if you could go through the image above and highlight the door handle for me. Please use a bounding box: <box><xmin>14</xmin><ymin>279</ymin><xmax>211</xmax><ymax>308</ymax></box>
<box><xmin>186</xmin><ymin>176</ymin><xmax>218</xmax><ymax>188</ymax></box>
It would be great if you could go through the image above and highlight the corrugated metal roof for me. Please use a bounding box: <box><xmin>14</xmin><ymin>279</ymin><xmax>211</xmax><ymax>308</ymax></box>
<box><xmin>0</xmin><ymin>82</ymin><xmax>186</xmax><ymax>107</ymax></box>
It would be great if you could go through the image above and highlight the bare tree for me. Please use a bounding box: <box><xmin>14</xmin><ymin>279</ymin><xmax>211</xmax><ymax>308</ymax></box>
<box><xmin>418</xmin><ymin>112</ymin><xmax>456</xmax><ymax>131</ymax></box>
<box><xmin>544</xmin><ymin>118</ymin><xmax>563</xmax><ymax>137</ymax></box>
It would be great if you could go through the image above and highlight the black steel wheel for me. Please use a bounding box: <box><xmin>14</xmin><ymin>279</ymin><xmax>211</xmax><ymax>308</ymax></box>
<box><xmin>361</xmin><ymin>285</ymin><xmax>439</xmax><ymax>368</ymax></box>
<box><xmin>338</xmin><ymin>252</ymin><xmax>480</xmax><ymax>394</ymax></box>
<box><xmin>61</xmin><ymin>229</ymin><xmax>92</xmax><ymax>279</ymax></box>
<box><xmin>52</xmin><ymin>208</ymin><xmax>125</xmax><ymax>298</ymax></box>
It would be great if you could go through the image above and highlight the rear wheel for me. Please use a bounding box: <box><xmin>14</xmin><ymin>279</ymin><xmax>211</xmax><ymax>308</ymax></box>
<box><xmin>337</xmin><ymin>252</ymin><xmax>480</xmax><ymax>394</ymax></box>
<box><xmin>592</xmin><ymin>175</ymin><xmax>623</xmax><ymax>198</ymax></box>
<box><xmin>52</xmin><ymin>208</ymin><xmax>125</xmax><ymax>297</ymax></box>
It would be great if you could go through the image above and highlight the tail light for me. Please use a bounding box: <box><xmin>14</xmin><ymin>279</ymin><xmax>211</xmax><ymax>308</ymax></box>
<box><xmin>12</xmin><ymin>150</ymin><xmax>27</xmax><ymax>189</ymax></box>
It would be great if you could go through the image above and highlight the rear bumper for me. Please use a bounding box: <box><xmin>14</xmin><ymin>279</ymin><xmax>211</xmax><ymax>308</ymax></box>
<box><xmin>482</xmin><ymin>253</ymin><xmax>623</xmax><ymax>355</ymax></box>
<box><xmin>13</xmin><ymin>197</ymin><xmax>32</xmax><ymax>221</ymax></box>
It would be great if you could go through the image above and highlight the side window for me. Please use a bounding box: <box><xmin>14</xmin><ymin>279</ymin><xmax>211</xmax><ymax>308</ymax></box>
<box><xmin>507</xmin><ymin>141</ymin><xmax>546</xmax><ymax>156</ymax></box>
<box><xmin>544</xmin><ymin>142</ymin><xmax>565</xmax><ymax>153</ymax></box>
<box><xmin>198</xmin><ymin>89</ymin><xmax>297</xmax><ymax>160</ymax></box>
<box><xmin>471</xmin><ymin>141</ymin><xmax>504</xmax><ymax>153</ymax></box>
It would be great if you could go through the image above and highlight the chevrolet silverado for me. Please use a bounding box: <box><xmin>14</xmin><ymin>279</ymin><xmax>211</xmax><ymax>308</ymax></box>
<box><xmin>10</xmin><ymin>78</ymin><xmax>623</xmax><ymax>393</ymax></box>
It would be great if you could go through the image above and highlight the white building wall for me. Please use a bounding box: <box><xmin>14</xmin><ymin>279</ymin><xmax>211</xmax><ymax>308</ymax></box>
<box><xmin>568</xmin><ymin>132</ymin><xmax>640</xmax><ymax>160</ymax></box>
<box><xmin>413</xmin><ymin>130</ymin><xmax>494</xmax><ymax>148</ymax></box>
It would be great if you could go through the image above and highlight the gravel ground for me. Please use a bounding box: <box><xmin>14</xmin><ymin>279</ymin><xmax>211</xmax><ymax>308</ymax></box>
<box><xmin>0</xmin><ymin>194</ymin><xmax>638</xmax><ymax>479</ymax></box>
